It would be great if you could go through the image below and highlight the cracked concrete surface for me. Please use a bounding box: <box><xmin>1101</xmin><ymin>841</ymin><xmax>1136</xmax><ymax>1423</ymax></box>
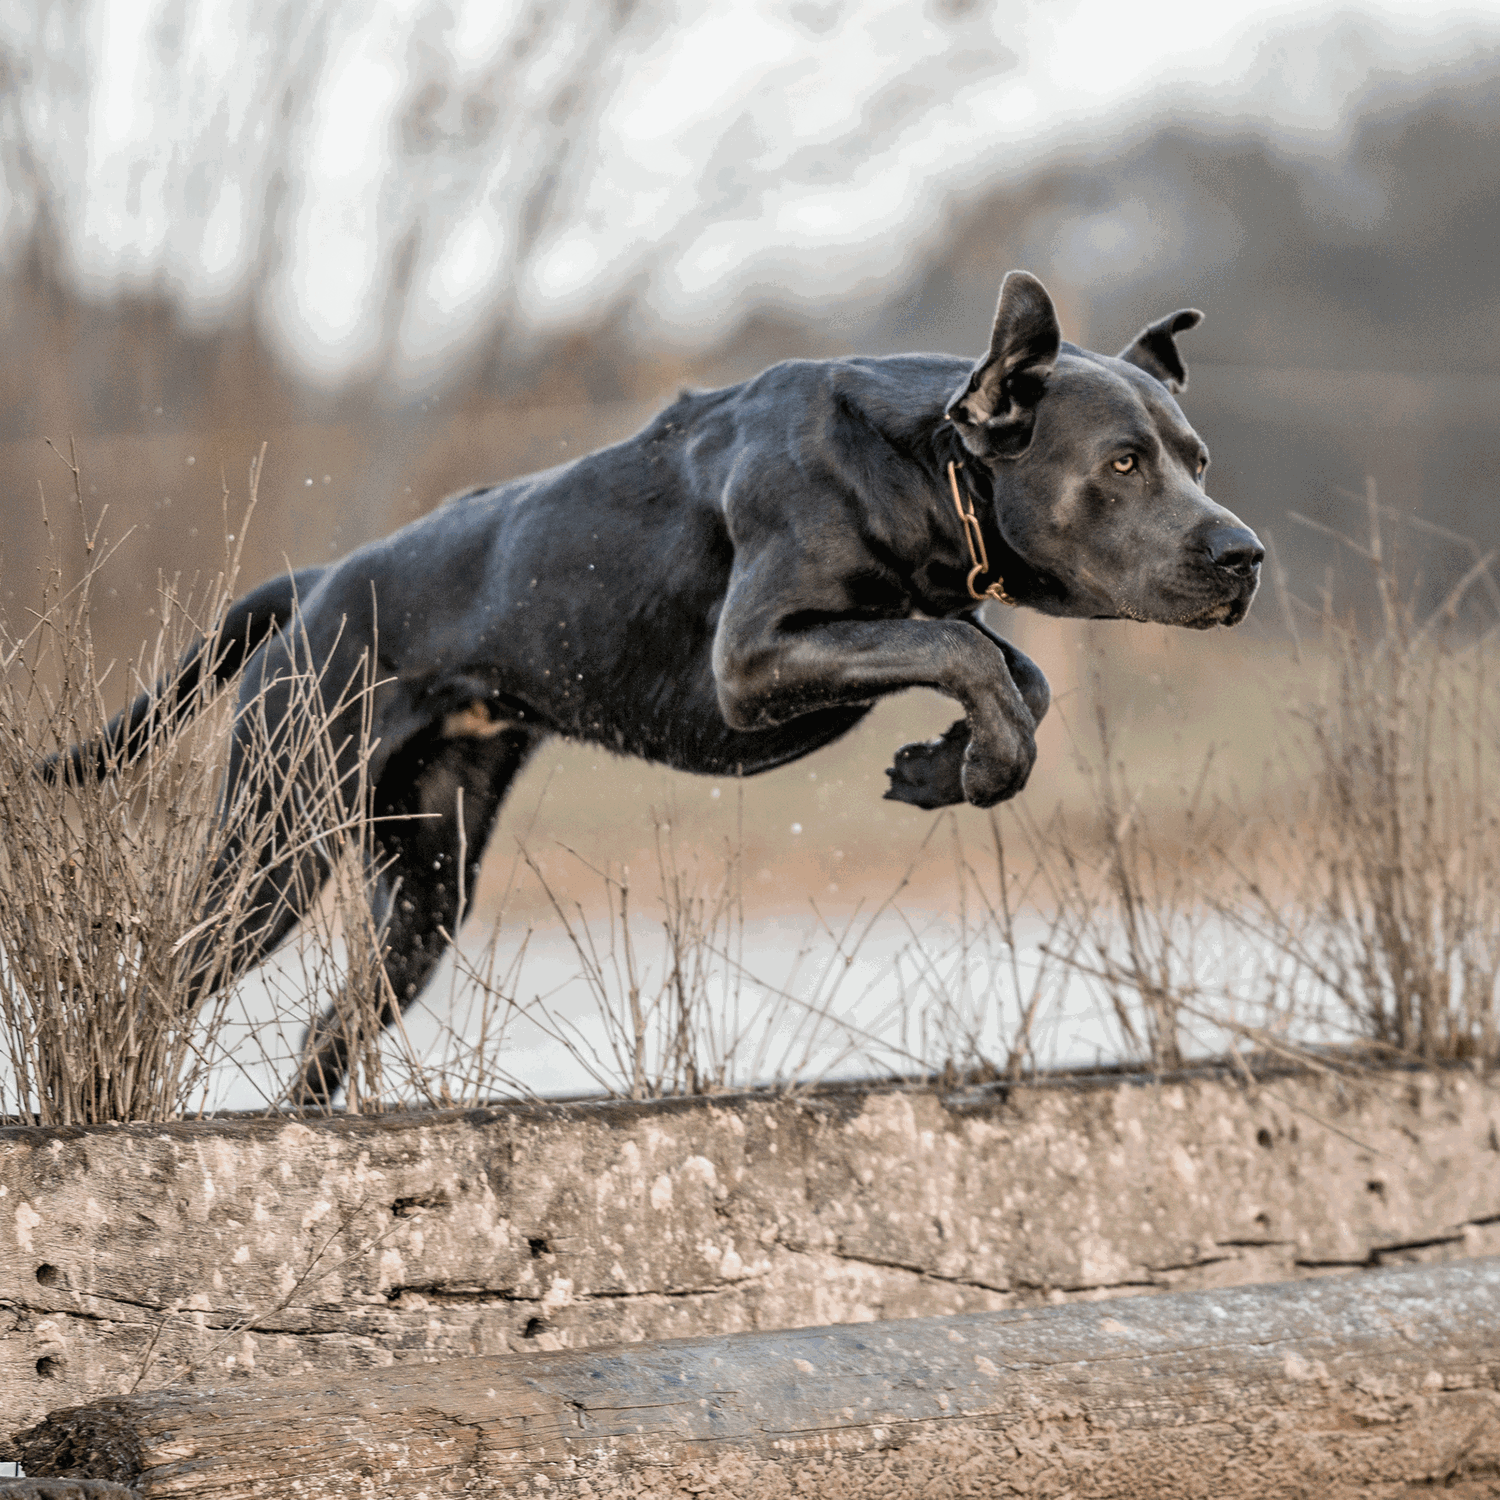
<box><xmin>3</xmin><ymin>1063</ymin><xmax>1499</xmax><ymax>1440</ymax></box>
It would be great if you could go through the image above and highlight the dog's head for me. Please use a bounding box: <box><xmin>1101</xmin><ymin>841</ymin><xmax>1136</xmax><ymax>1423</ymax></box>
<box><xmin>944</xmin><ymin>271</ymin><xmax>1262</xmax><ymax>629</ymax></box>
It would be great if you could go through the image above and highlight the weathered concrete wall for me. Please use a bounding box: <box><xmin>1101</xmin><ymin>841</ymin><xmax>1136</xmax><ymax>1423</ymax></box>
<box><xmin>3</xmin><ymin>1064</ymin><xmax>1499</xmax><ymax>1441</ymax></box>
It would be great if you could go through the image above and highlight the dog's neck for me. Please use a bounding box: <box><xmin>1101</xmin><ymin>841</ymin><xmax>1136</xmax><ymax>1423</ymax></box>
<box><xmin>927</xmin><ymin>423</ymin><xmax>1059</xmax><ymax>613</ymax></box>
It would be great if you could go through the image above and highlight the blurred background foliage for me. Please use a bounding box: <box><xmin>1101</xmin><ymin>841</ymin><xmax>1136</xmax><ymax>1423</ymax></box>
<box><xmin>2</xmin><ymin>0</ymin><xmax>1498</xmax><ymax>917</ymax></box>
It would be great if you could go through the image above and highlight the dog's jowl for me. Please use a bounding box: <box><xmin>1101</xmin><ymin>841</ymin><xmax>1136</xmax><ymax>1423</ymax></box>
<box><xmin>59</xmin><ymin>270</ymin><xmax>1262</xmax><ymax>1102</ymax></box>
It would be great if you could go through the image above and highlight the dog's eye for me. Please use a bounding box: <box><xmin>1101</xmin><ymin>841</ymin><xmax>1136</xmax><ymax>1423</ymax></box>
<box><xmin>1111</xmin><ymin>455</ymin><xmax>1137</xmax><ymax>475</ymax></box>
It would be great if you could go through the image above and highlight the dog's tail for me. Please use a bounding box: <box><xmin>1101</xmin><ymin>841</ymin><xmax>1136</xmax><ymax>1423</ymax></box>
<box><xmin>43</xmin><ymin>566</ymin><xmax>328</xmax><ymax>784</ymax></box>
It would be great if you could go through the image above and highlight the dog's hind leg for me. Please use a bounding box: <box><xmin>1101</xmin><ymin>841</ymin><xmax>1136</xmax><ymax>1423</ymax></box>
<box><xmin>289</xmin><ymin>715</ymin><xmax>541</xmax><ymax>1106</ymax></box>
<box><xmin>176</xmin><ymin>685</ymin><xmax>343</xmax><ymax>1011</ymax></box>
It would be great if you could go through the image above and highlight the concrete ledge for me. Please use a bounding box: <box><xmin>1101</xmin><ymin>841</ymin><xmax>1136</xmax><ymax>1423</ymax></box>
<box><xmin>14</xmin><ymin>1257</ymin><xmax>1500</xmax><ymax>1499</ymax></box>
<box><xmin>3</xmin><ymin>1064</ymin><xmax>1499</xmax><ymax>1435</ymax></box>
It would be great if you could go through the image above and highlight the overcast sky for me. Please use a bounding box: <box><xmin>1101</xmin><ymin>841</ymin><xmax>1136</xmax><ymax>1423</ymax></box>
<box><xmin>3</xmin><ymin>0</ymin><xmax>1497</xmax><ymax>388</ymax></box>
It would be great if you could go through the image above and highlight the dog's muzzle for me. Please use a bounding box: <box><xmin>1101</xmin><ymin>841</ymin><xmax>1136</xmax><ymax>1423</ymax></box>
<box><xmin>1184</xmin><ymin>523</ymin><xmax>1264</xmax><ymax>627</ymax></box>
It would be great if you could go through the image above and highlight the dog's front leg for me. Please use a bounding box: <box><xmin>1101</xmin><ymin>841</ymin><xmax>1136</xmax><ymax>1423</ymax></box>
<box><xmin>714</xmin><ymin>585</ymin><xmax>1040</xmax><ymax>808</ymax></box>
<box><xmin>967</xmin><ymin>613</ymin><xmax>1050</xmax><ymax>726</ymax></box>
<box><xmin>884</xmin><ymin>619</ymin><xmax>1049</xmax><ymax>810</ymax></box>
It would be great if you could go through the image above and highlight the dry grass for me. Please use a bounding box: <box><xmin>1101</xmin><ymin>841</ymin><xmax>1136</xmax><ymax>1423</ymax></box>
<box><xmin>1218</xmin><ymin>488</ymin><xmax>1500</xmax><ymax>1064</ymax></box>
<box><xmin>0</xmin><ymin>447</ymin><xmax>398</xmax><ymax>1123</ymax></box>
<box><xmin>435</xmin><ymin>808</ymin><xmax>1062</xmax><ymax>1101</ymax></box>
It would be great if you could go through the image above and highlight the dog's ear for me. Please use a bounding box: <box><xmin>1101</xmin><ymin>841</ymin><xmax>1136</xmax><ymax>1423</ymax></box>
<box><xmin>1117</xmin><ymin>309</ymin><xmax>1203</xmax><ymax>393</ymax></box>
<box><xmin>945</xmin><ymin>271</ymin><xmax>1061</xmax><ymax>460</ymax></box>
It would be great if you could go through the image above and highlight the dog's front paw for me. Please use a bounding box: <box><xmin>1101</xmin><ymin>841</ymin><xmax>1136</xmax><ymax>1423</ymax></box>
<box><xmin>959</xmin><ymin>724</ymin><xmax>1036</xmax><ymax>808</ymax></box>
<box><xmin>883</xmin><ymin>720</ymin><xmax>968</xmax><ymax>809</ymax></box>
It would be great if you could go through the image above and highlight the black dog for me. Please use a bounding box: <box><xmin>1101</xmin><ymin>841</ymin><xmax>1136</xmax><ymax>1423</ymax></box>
<box><xmin>62</xmin><ymin>271</ymin><xmax>1261</xmax><ymax>1102</ymax></box>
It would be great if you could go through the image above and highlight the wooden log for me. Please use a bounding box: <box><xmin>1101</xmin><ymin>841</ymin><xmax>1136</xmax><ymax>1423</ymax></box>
<box><xmin>0</xmin><ymin>1482</ymin><xmax>138</xmax><ymax>1499</ymax></box>
<box><xmin>13</xmin><ymin>1256</ymin><xmax>1500</xmax><ymax>1499</ymax></box>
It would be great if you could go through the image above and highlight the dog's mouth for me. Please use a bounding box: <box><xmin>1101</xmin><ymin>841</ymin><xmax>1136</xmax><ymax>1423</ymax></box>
<box><xmin>1101</xmin><ymin>584</ymin><xmax>1256</xmax><ymax>630</ymax></box>
<box><xmin>1186</xmin><ymin>600</ymin><xmax>1236</xmax><ymax>629</ymax></box>
<box><xmin>1086</xmin><ymin>562</ymin><xmax>1260</xmax><ymax>630</ymax></box>
<box><xmin>1183</xmin><ymin>592</ymin><xmax>1254</xmax><ymax>630</ymax></box>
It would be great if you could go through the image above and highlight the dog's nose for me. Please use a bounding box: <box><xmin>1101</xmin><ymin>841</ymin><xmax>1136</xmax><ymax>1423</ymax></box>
<box><xmin>1205</xmin><ymin>525</ymin><xmax>1264</xmax><ymax>578</ymax></box>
